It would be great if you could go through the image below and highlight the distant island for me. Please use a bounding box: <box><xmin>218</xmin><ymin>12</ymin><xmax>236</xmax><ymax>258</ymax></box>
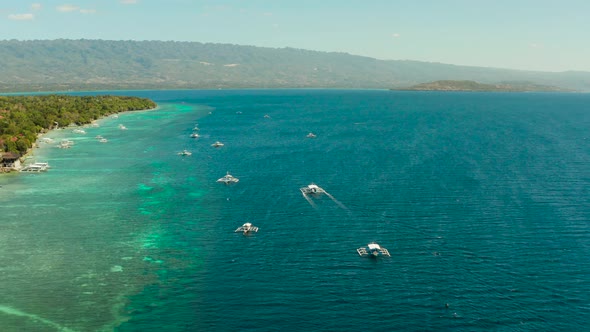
<box><xmin>394</xmin><ymin>80</ymin><xmax>575</xmax><ymax>92</ymax></box>
<box><xmin>0</xmin><ymin>95</ymin><xmax>156</xmax><ymax>157</ymax></box>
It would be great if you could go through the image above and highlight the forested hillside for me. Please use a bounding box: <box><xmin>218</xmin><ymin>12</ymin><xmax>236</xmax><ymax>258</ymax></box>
<box><xmin>0</xmin><ymin>39</ymin><xmax>589</xmax><ymax>92</ymax></box>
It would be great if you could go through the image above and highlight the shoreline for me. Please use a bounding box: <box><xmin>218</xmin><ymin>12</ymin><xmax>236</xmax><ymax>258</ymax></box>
<box><xmin>2</xmin><ymin>105</ymin><xmax>159</xmax><ymax>173</ymax></box>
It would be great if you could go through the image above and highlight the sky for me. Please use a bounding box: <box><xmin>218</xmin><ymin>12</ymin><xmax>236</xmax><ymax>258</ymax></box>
<box><xmin>0</xmin><ymin>0</ymin><xmax>589</xmax><ymax>72</ymax></box>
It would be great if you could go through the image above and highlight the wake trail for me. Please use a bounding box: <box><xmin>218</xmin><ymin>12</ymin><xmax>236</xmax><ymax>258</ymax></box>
<box><xmin>323</xmin><ymin>191</ymin><xmax>350</xmax><ymax>211</ymax></box>
<box><xmin>302</xmin><ymin>193</ymin><xmax>318</xmax><ymax>209</ymax></box>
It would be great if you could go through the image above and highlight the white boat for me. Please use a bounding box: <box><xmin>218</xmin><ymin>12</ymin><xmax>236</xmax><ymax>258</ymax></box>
<box><xmin>57</xmin><ymin>140</ymin><xmax>74</xmax><ymax>148</ymax></box>
<box><xmin>235</xmin><ymin>222</ymin><xmax>258</xmax><ymax>234</ymax></box>
<box><xmin>306</xmin><ymin>132</ymin><xmax>317</xmax><ymax>138</ymax></box>
<box><xmin>217</xmin><ymin>172</ymin><xmax>239</xmax><ymax>184</ymax></box>
<box><xmin>72</xmin><ymin>129</ymin><xmax>86</xmax><ymax>134</ymax></box>
<box><xmin>357</xmin><ymin>243</ymin><xmax>391</xmax><ymax>257</ymax></box>
<box><xmin>32</xmin><ymin>162</ymin><xmax>50</xmax><ymax>169</ymax></box>
<box><xmin>20</xmin><ymin>165</ymin><xmax>45</xmax><ymax>172</ymax></box>
<box><xmin>99</xmin><ymin>138</ymin><xmax>108</xmax><ymax>143</ymax></box>
<box><xmin>178</xmin><ymin>150</ymin><xmax>192</xmax><ymax>156</ymax></box>
<box><xmin>300</xmin><ymin>183</ymin><xmax>325</xmax><ymax>196</ymax></box>
<box><xmin>21</xmin><ymin>162</ymin><xmax>50</xmax><ymax>172</ymax></box>
<box><xmin>211</xmin><ymin>141</ymin><xmax>224</xmax><ymax>148</ymax></box>
<box><xmin>118</xmin><ymin>124</ymin><xmax>127</xmax><ymax>130</ymax></box>
<box><xmin>111</xmin><ymin>114</ymin><xmax>119</xmax><ymax>119</ymax></box>
<box><xmin>264</xmin><ymin>114</ymin><xmax>271</xmax><ymax>119</ymax></box>
<box><xmin>190</xmin><ymin>133</ymin><xmax>200</xmax><ymax>138</ymax></box>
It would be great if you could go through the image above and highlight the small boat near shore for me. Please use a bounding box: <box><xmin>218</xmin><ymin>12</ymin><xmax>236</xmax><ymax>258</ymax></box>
<box><xmin>306</xmin><ymin>132</ymin><xmax>317</xmax><ymax>138</ymax></box>
<box><xmin>20</xmin><ymin>162</ymin><xmax>50</xmax><ymax>172</ymax></box>
<box><xmin>57</xmin><ymin>140</ymin><xmax>74</xmax><ymax>148</ymax></box>
<box><xmin>190</xmin><ymin>133</ymin><xmax>200</xmax><ymax>138</ymax></box>
<box><xmin>118</xmin><ymin>124</ymin><xmax>127</xmax><ymax>130</ymax></box>
<box><xmin>357</xmin><ymin>243</ymin><xmax>390</xmax><ymax>257</ymax></box>
<box><xmin>178</xmin><ymin>150</ymin><xmax>192</xmax><ymax>156</ymax></box>
<box><xmin>235</xmin><ymin>223</ymin><xmax>258</xmax><ymax>234</ymax></box>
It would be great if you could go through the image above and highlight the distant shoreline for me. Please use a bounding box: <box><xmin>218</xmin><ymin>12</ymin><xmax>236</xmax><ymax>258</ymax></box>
<box><xmin>392</xmin><ymin>80</ymin><xmax>576</xmax><ymax>93</ymax></box>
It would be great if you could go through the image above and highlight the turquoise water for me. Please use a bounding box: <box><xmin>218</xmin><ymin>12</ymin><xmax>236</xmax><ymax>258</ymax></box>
<box><xmin>1</xmin><ymin>90</ymin><xmax>589</xmax><ymax>331</ymax></box>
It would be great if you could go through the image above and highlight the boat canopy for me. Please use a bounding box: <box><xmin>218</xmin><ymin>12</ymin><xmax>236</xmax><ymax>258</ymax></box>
<box><xmin>368</xmin><ymin>243</ymin><xmax>381</xmax><ymax>250</ymax></box>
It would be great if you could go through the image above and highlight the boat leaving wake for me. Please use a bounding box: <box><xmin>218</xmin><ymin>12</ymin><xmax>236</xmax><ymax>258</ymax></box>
<box><xmin>300</xmin><ymin>183</ymin><xmax>348</xmax><ymax>211</ymax></box>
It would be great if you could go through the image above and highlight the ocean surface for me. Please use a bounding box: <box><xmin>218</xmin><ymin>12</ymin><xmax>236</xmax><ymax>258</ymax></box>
<box><xmin>1</xmin><ymin>89</ymin><xmax>589</xmax><ymax>331</ymax></box>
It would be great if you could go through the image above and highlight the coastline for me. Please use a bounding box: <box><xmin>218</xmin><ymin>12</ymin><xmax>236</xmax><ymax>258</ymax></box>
<box><xmin>2</xmin><ymin>105</ymin><xmax>159</xmax><ymax>173</ymax></box>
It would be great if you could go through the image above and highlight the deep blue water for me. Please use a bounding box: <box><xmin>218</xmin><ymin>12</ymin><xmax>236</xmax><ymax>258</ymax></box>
<box><xmin>1</xmin><ymin>90</ymin><xmax>589</xmax><ymax>331</ymax></box>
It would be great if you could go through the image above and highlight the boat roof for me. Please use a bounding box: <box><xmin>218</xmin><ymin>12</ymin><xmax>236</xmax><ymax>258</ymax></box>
<box><xmin>243</xmin><ymin>223</ymin><xmax>252</xmax><ymax>226</ymax></box>
<box><xmin>368</xmin><ymin>243</ymin><xmax>381</xmax><ymax>250</ymax></box>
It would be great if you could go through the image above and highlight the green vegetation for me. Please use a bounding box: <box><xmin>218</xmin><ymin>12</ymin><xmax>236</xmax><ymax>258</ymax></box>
<box><xmin>0</xmin><ymin>39</ymin><xmax>588</xmax><ymax>92</ymax></box>
<box><xmin>0</xmin><ymin>95</ymin><xmax>156</xmax><ymax>154</ymax></box>
<box><xmin>396</xmin><ymin>80</ymin><xmax>574</xmax><ymax>92</ymax></box>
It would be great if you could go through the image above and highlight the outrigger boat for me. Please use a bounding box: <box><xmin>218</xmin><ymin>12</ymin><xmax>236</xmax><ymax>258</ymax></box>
<box><xmin>20</xmin><ymin>162</ymin><xmax>50</xmax><ymax>172</ymax></box>
<box><xmin>357</xmin><ymin>243</ymin><xmax>390</xmax><ymax>257</ymax></box>
<box><xmin>177</xmin><ymin>149</ymin><xmax>192</xmax><ymax>156</ymax></box>
<box><xmin>306</xmin><ymin>132</ymin><xmax>317</xmax><ymax>138</ymax></box>
<box><xmin>217</xmin><ymin>172</ymin><xmax>239</xmax><ymax>184</ymax></box>
<box><xmin>300</xmin><ymin>183</ymin><xmax>325</xmax><ymax>196</ymax></box>
<box><xmin>211</xmin><ymin>141</ymin><xmax>224</xmax><ymax>148</ymax></box>
<box><xmin>235</xmin><ymin>223</ymin><xmax>258</xmax><ymax>234</ymax></box>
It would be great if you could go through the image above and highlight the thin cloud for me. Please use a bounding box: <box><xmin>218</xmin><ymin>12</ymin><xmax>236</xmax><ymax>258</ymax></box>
<box><xmin>120</xmin><ymin>0</ymin><xmax>139</xmax><ymax>4</ymax></box>
<box><xmin>392</xmin><ymin>33</ymin><xmax>400</xmax><ymax>38</ymax></box>
<box><xmin>31</xmin><ymin>3</ymin><xmax>42</xmax><ymax>10</ymax></box>
<box><xmin>57</xmin><ymin>4</ymin><xmax>79</xmax><ymax>12</ymax></box>
<box><xmin>8</xmin><ymin>13</ymin><xmax>34</xmax><ymax>20</ymax></box>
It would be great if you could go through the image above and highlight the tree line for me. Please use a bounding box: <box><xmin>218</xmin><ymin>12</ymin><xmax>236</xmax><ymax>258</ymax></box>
<box><xmin>0</xmin><ymin>94</ymin><xmax>156</xmax><ymax>154</ymax></box>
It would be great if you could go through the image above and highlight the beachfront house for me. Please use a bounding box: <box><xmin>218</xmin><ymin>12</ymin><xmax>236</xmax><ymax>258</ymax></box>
<box><xmin>0</xmin><ymin>152</ymin><xmax>22</xmax><ymax>172</ymax></box>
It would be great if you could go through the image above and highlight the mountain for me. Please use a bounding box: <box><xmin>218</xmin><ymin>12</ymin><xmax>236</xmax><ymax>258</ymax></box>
<box><xmin>396</xmin><ymin>80</ymin><xmax>574</xmax><ymax>92</ymax></box>
<box><xmin>0</xmin><ymin>39</ymin><xmax>589</xmax><ymax>92</ymax></box>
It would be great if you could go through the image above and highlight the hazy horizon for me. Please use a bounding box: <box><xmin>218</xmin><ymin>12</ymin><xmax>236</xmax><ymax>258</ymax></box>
<box><xmin>1</xmin><ymin>0</ymin><xmax>588</xmax><ymax>72</ymax></box>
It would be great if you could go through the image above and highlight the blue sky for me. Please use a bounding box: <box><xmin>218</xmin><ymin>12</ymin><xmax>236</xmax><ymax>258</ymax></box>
<box><xmin>0</xmin><ymin>0</ymin><xmax>588</xmax><ymax>72</ymax></box>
